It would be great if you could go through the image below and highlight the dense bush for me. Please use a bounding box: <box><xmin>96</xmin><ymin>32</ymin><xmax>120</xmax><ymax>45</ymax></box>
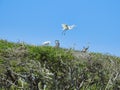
<box><xmin>0</xmin><ymin>39</ymin><xmax>120</xmax><ymax>90</ymax></box>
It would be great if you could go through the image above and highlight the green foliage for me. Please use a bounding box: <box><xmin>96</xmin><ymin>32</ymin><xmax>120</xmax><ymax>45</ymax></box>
<box><xmin>0</xmin><ymin>39</ymin><xmax>120</xmax><ymax>90</ymax></box>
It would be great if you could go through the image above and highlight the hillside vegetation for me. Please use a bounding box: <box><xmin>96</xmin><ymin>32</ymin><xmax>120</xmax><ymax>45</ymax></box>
<box><xmin>0</xmin><ymin>39</ymin><xmax>120</xmax><ymax>90</ymax></box>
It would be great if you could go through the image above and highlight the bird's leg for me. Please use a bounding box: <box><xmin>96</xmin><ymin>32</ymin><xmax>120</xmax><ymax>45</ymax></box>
<box><xmin>62</xmin><ymin>30</ymin><xmax>66</xmax><ymax>35</ymax></box>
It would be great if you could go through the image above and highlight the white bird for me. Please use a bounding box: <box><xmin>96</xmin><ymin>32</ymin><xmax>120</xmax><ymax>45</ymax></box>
<box><xmin>61</xmin><ymin>24</ymin><xmax>76</xmax><ymax>35</ymax></box>
<box><xmin>42</xmin><ymin>41</ymin><xmax>51</xmax><ymax>45</ymax></box>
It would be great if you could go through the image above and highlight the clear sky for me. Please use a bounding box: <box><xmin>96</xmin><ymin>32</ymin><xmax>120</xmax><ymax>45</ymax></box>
<box><xmin>0</xmin><ymin>0</ymin><xmax>120</xmax><ymax>56</ymax></box>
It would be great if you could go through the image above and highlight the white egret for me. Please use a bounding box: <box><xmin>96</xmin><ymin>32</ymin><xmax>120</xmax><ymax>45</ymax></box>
<box><xmin>42</xmin><ymin>41</ymin><xmax>51</xmax><ymax>45</ymax></box>
<box><xmin>61</xmin><ymin>24</ymin><xmax>76</xmax><ymax>35</ymax></box>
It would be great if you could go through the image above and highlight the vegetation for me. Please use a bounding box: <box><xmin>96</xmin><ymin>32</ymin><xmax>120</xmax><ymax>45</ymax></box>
<box><xmin>0</xmin><ymin>39</ymin><xmax>120</xmax><ymax>90</ymax></box>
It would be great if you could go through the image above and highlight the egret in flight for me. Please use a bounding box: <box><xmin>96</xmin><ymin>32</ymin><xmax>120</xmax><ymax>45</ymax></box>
<box><xmin>61</xmin><ymin>24</ymin><xmax>76</xmax><ymax>35</ymax></box>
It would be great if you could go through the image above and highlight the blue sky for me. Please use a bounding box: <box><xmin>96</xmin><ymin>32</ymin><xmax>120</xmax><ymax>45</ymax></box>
<box><xmin>0</xmin><ymin>0</ymin><xmax>120</xmax><ymax>56</ymax></box>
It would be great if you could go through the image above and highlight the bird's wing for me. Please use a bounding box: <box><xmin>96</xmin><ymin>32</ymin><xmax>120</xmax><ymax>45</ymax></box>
<box><xmin>68</xmin><ymin>25</ymin><xmax>76</xmax><ymax>30</ymax></box>
<box><xmin>62</xmin><ymin>24</ymin><xmax>68</xmax><ymax>30</ymax></box>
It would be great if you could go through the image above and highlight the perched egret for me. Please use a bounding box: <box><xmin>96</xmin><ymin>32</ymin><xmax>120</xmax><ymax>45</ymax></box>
<box><xmin>61</xmin><ymin>24</ymin><xmax>76</xmax><ymax>35</ymax></box>
<box><xmin>42</xmin><ymin>41</ymin><xmax>51</xmax><ymax>45</ymax></box>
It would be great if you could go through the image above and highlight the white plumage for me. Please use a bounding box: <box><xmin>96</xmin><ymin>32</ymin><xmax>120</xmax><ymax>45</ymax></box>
<box><xmin>62</xmin><ymin>24</ymin><xmax>75</xmax><ymax>30</ymax></box>
<box><xmin>61</xmin><ymin>24</ymin><xmax>76</xmax><ymax>35</ymax></box>
<box><xmin>42</xmin><ymin>41</ymin><xmax>51</xmax><ymax>45</ymax></box>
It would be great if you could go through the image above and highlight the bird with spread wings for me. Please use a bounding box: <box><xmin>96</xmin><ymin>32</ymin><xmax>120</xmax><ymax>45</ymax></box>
<box><xmin>61</xmin><ymin>24</ymin><xmax>76</xmax><ymax>35</ymax></box>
